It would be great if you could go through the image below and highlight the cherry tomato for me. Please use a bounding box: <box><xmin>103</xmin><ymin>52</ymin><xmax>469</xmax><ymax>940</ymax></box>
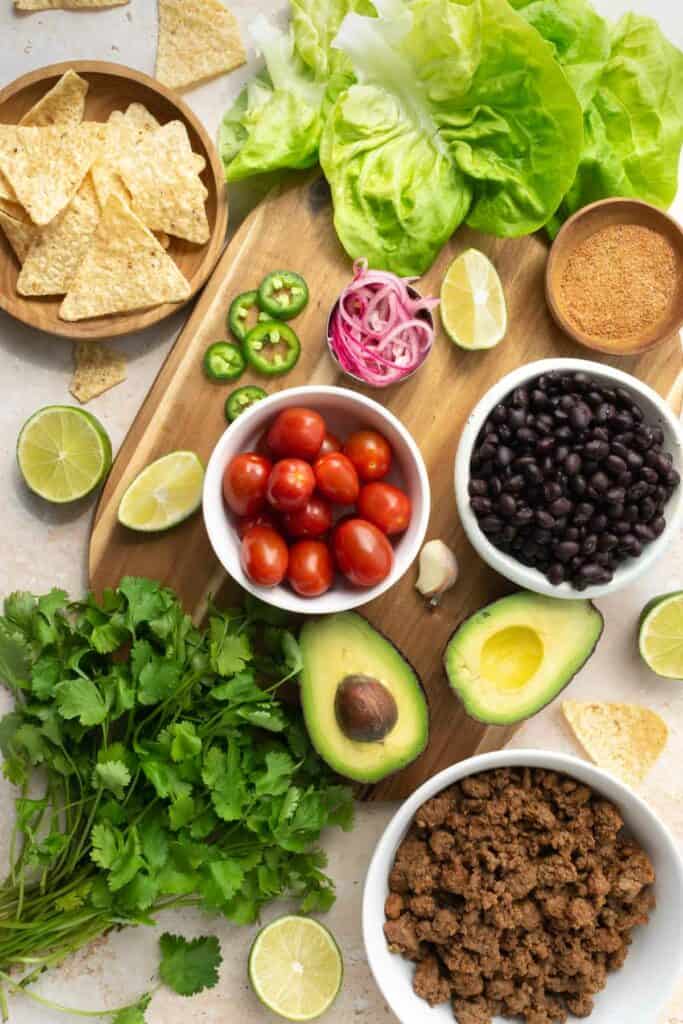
<box><xmin>358</xmin><ymin>482</ymin><xmax>412</xmax><ymax>535</ymax></box>
<box><xmin>222</xmin><ymin>453</ymin><xmax>272</xmax><ymax>517</ymax></box>
<box><xmin>241</xmin><ymin>526</ymin><xmax>288</xmax><ymax>587</ymax></box>
<box><xmin>314</xmin><ymin>452</ymin><xmax>360</xmax><ymax>505</ymax></box>
<box><xmin>236</xmin><ymin>510</ymin><xmax>279</xmax><ymax>539</ymax></box>
<box><xmin>332</xmin><ymin>518</ymin><xmax>394</xmax><ymax>587</ymax></box>
<box><xmin>267</xmin><ymin>407</ymin><xmax>326</xmax><ymax>462</ymax></box>
<box><xmin>266</xmin><ymin>458</ymin><xmax>316</xmax><ymax>512</ymax></box>
<box><xmin>255</xmin><ymin>431</ymin><xmax>274</xmax><ymax>459</ymax></box>
<box><xmin>287</xmin><ymin>540</ymin><xmax>334</xmax><ymax>597</ymax></box>
<box><xmin>319</xmin><ymin>432</ymin><xmax>342</xmax><ymax>456</ymax></box>
<box><xmin>343</xmin><ymin>430</ymin><xmax>392</xmax><ymax>482</ymax></box>
<box><xmin>281</xmin><ymin>495</ymin><xmax>333</xmax><ymax>538</ymax></box>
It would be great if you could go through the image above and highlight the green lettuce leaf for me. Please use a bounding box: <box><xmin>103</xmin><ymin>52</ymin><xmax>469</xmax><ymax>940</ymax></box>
<box><xmin>220</xmin><ymin>2</ymin><xmax>375</xmax><ymax>182</ymax></box>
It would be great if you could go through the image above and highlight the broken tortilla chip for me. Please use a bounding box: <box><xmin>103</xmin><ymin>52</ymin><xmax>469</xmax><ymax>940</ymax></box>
<box><xmin>15</xmin><ymin>0</ymin><xmax>128</xmax><ymax>9</ymax></box>
<box><xmin>18</xmin><ymin>176</ymin><xmax>100</xmax><ymax>296</ymax></box>
<box><xmin>60</xmin><ymin>194</ymin><xmax>191</xmax><ymax>321</ymax></box>
<box><xmin>0</xmin><ymin>123</ymin><xmax>100</xmax><ymax>226</ymax></box>
<box><xmin>0</xmin><ymin>206</ymin><xmax>39</xmax><ymax>263</ymax></box>
<box><xmin>118</xmin><ymin>120</ymin><xmax>209</xmax><ymax>243</ymax></box>
<box><xmin>70</xmin><ymin>341</ymin><xmax>127</xmax><ymax>403</ymax></box>
<box><xmin>156</xmin><ymin>0</ymin><xmax>246</xmax><ymax>92</ymax></box>
<box><xmin>19</xmin><ymin>70</ymin><xmax>88</xmax><ymax>127</ymax></box>
<box><xmin>563</xmin><ymin>700</ymin><xmax>668</xmax><ymax>788</ymax></box>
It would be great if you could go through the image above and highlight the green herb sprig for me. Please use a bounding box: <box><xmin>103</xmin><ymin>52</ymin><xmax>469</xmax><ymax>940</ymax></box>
<box><xmin>0</xmin><ymin>580</ymin><xmax>353</xmax><ymax>1016</ymax></box>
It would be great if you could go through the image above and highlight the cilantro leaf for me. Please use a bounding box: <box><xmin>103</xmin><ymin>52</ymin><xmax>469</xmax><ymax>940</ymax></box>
<box><xmin>138</xmin><ymin>659</ymin><xmax>182</xmax><ymax>706</ymax></box>
<box><xmin>30</xmin><ymin>654</ymin><xmax>62</xmax><ymax>700</ymax></box>
<box><xmin>159</xmin><ymin>933</ymin><xmax>222</xmax><ymax>997</ymax></box>
<box><xmin>119</xmin><ymin>578</ymin><xmax>169</xmax><ymax>629</ymax></box>
<box><xmin>111</xmin><ymin>993</ymin><xmax>151</xmax><ymax>1024</ymax></box>
<box><xmin>4</xmin><ymin>591</ymin><xmax>37</xmax><ymax>631</ymax></box>
<box><xmin>56</xmin><ymin>678</ymin><xmax>108</xmax><ymax>726</ymax></box>
<box><xmin>94</xmin><ymin>761</ymin><xmax>132</xmax><ymax>801</ymax></box>
<box><xmin>209</xmin><ymin>617</ymin><xmax>252</xmax><ymax>676</ymax></box>
<box><xmin>254</xmin><ymin>751</ymin><xmax>295</xmax><ymax>797</ymax></box>
<box><xmin>0</xmin><ymin>619</ymin><xmax>32</xmax><ymax>690</ymax></box>
<box><xmin>91</xmin><ymin>823</ymin><xmax>119</xmax><ymax>870</ymax></box>
<box><xmin>170</xmin><ymin>721</ymin><xmax>201</xmax><ymax>762</ymax></box>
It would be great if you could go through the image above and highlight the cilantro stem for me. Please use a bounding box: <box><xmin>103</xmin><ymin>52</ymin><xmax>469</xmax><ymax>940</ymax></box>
<box><xmin>0</xmin><ymin>970</ymin><xmax>156</xmax><ymax>1019</ymax></box>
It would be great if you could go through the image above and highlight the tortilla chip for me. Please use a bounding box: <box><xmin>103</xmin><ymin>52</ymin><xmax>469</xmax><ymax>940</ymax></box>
<box><xmin>15</xmin><ymin>0</ymin><xmax>128</xmax><ymax>9</ymax></box>
<box><xmin>70</xmin><ymin>341</ymin><xmax>127</xmax><ymax>403</ymax></box>
<box><xmin>18</xmin><ymin>176</ymin><xmax>100</xmax><ymax>296</ymax></box>
<box><xmin>0</xmin><ymin>171</ymin><xmax>17</xmax><ymax>203</ymax></box>
<box><xmin>0</xmin><ymin>206</ymin><xmax>39</xmax><ymax>263</ymax></box>
<box><xmin>60</xmin><ymin>194</ymin><xmax>191</xmax><ymax>321</ymax></box>
<box><xmin>156</xmin><ymin>0</ymin><xmax>246</xmax><ymax>92</ymax></box>
<box><xmin>118</xmin><ymin>120</ymin><xmax>209</xmax><ymax>243</ymax></box>
<box><xmin>563</xmin><ymin>700</ymin><xmax>668</xmax><ymax>787</ymax></box>
<box><xmin>91</xmin><ymin>106</ymin><xmax>163</xmax><ymax>210</ymax></box>
<box><xmin>0</xmin><ymin>124</ymin><xmax>100</xmax><ymax>226</ymax></box>
<box><xmin>19</xmin><ymin>70</ymin><xmax>88</xmax><ymax>127</ymax></box>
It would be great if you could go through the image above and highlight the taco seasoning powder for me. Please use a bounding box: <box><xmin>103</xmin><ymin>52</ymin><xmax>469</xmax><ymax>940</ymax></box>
<box><xmin>557</xmin><ymin>222</ymin><xmax>679</xmax><ymax>348</ymax></box>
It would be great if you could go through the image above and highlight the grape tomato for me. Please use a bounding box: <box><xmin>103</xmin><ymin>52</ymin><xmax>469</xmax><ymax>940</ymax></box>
<box><xmin>358</xmin><ymin>482</ymin><xmax>411</xmax><ymax>535</ymax></box>
<box><xmin>314</xmin><ymin>452</ymin><xmax>360</xmax><ymax>505</ymax></box>
<box><xmin>333</xmin><ymin>518</ymin><xmax>394</xmax><ymax>588</ymax></box>
<box><xmin>241</xmin><ymin>526</ymin><xmax>289</xmax><ymax>587</ymax></box>
<box><xmin>343</xmin><ymin>430</ymin><xmax>392</xmax><ymax>481</ymax></box>
<box><xmin>223</xmin><ymin>453</ymin><xmax>272</xmax><ymax>517</ymax></box>
<box><xmin>267</xmin><ymin>407</ymin><xmax>326</xmax><ymax>461</ymax></box>
<box><xmin>287</xmin><ymin>540</ymin><xmax>334</xmax><ymax>597</ymax></box>
<box><xmin>266</xmin><ymin>459</ymin><xmax>316</xmax><ymax>512</ymax></box>
<box><xmin>281</xmin><ymin>496</ymin><xmax>333</xmax><ymax>538</ymax></box>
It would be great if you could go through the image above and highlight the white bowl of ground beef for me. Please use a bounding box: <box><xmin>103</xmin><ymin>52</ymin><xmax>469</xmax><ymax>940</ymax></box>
<box><xmin>363</xmin><ymin>749</ymin><xmax>683</xmax><ymax>1024</ymax></box>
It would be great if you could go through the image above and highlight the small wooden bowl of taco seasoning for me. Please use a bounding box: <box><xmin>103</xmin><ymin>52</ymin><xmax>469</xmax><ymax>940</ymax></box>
<box><xmin>546</xmin><ymin>198</ymin><xmax>683</xmax><ymax>355</ymax></box>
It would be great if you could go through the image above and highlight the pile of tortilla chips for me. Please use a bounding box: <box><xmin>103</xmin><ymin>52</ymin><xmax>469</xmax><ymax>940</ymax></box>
<box><xmin>0</xmin><ymin>69</ymin><xmax>211</xmax><ymax>321</ymax></box>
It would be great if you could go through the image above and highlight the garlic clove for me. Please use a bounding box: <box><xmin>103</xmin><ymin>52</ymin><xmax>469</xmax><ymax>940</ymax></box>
<box><xmin>415</xmin><ymin>540</ymin><xmax>459</xmax><ymax>606</ymax></box>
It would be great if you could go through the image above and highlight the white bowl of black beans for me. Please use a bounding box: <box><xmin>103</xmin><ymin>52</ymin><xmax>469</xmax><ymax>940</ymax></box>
<box><xmin>454</xmin><ymin>359</ymin><xmax>683</xmax><ymax>598</ymax></box>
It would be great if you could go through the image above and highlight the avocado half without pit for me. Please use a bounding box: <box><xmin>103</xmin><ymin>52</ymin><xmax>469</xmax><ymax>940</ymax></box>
<box><xmin>444</xmin><ymin>591</ymin><xmax>604</xmax><ymax>725</ymax></box>
<box><xmin>300</xmin><ymin>613</ymin><xmax>428</xmax><ymax>784</ymax></box>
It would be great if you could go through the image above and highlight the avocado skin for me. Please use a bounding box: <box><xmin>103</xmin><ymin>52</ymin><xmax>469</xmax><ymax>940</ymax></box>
<box><xmin>443</xmin><ymin>592</ymin><xmax>604</xmax><ymax>726</ymax></box>
<box><xmin>299</xmin><ymin>613</ymin><xmax>429</xmax><ymax>785</ymax></box>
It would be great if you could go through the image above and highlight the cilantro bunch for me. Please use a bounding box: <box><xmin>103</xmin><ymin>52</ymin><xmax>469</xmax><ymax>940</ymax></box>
<box><xmin>0</xmin><ymin>579</ymin><xmax>353</xmax><ymax>1011</ymax></box>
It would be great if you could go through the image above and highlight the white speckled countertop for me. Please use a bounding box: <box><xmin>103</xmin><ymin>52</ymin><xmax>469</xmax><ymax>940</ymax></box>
<box><xmin>0</xmin><ymin>1</ymin><xmax>682</xmax><ymax>1022</ymax></box>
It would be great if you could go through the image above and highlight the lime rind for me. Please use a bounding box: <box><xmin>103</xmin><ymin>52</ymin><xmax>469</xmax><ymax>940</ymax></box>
<box><xmin>638</xmin><ymin>591</ymin><xmax>683</xmax><ymax>679</ymax></box>
<box><xmin>248</xmin><ymin>915</ymin><xmax>343</xmax><ymax>1022</ymax></box>
<box><xmin>118</xmin><ymin>450</ymin><xmax>204</xmax><ymax>533</ymax></box>
<box><xmin>17</xmin><ymin>405</ymin><xmax>111</xmax><ymax>504</ymax></box>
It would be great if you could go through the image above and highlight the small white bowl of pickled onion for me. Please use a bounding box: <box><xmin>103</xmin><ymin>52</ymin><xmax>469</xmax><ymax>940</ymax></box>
<box><xmin>327</xmin><ymin>260</ymin><xmax>438</xmax><ymax>388</ymax></box>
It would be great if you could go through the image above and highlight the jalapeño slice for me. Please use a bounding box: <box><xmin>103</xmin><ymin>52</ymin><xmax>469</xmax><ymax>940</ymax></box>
<box><xmin>243</xmin><ymin>322</ymin><xmax>301</xmax><ymax>377</ymax></box>
<box><xmin>228</xmin><ymin>290</ymin><xmax>259</xmax><ymax>342</ymax></box>
<box><xmin>226</xmin><ymin>385</ymin><xmax>268</xmax><ymax>423</ymax></box>
<box><xmin>258</xmin><ymin>271</ymin><xmax>309</xmax><ymax>321</ymax></box>
<box><xmin>203</xmin><ymin>341</ymin><xmax>246</xmax><ymax>382</ymax></box>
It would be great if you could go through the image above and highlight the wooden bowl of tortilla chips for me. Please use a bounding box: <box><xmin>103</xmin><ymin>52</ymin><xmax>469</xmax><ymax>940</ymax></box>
<box><xmin>0</xmin><ymin>60</ymin><xmax>228</xmax><ymax>340</ymax></box>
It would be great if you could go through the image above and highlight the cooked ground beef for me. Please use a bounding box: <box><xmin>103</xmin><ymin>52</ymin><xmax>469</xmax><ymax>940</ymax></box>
<box><xmin>384</xmin><ymin>767</ymin><xmax>654</xmax><ymax>1024</ymax></box>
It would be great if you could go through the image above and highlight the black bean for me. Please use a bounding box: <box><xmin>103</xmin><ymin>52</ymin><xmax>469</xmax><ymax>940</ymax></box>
<box><xmin>652</xmin><ymin>516</ymin><xmax>666</xmax><ymax>537</ymax></box>
<box><xmin>652</xmin><ymin>426</ymin><xmax>664</xmax><ymax>446</ymax></box>
<box><xmin>471</xmin><ymin>496</ymin><xmax>492</xmax><ymax>515</ymax></box>
<box><xmin>525</xmin><ymin>463</ymin><xmax>544</xmax><ymax>485</ymax></box>
<box><xmin>496</xmin><ymin>446</ymin><xmax>514</xmax><ymax>467</ymax></box>
<box><xmin>548</xmin><ymin>564</ymin><xmax>565</xmax><ymax>585</ymax></box>
<box><xmin>615</xmin><ymin>387</ymin><xmax>633</xmax><ymax>407</ymax></box>
<box><xmin>569</xmin><ymin>402</ymin><xmax>593</xmax><ymax>430</ymax></box>
<box><xmin>517</xmin><ymin>427</ymin><xmax>537</xmax><ymax>445</ymax></box>
<box><xmin>574</xmin><ymin>502</ymin><xmax>594</xmax><ymax>524</ymax></box>
<box><xmin>512</xmin><ymin>387</ymin><xmax>529</xmax><ymax>407</ymax></box>
<box><xmin>667</xmin><ymin>468</ymin><xmax>681</xmax><ymax>488</ymax></box>
<box><xmin>536</xmin><ymin>414</ymin><xmax>555</xmax><ymax>435</ymax></box>
<box><xmin>581</xmin><ymin>535</ymin><xmax>598</xmax><ymax>556</ymax></box>
<box><xmin>585</xmin><ymin>439</ymin><xmax>608</xmax><ymax>461</ymax></box>
<box><xmin>590</xmin><ymin>513</ymin><xmax>608</xmax><ymax>532</ymax></box>
<box><xmin>479</xmin><ymin>442</ymin><xmax>496</xmax><ymax>461</ymax></box>
<box><xmin>469</xmin><ymin>479</ymin><xmax>488</xmax><ymax>497</ymax></box>
<box><xmin>578</xmin><ymin>563</ymin><xmax>605</xmax><ymax>583</ymax></box>
<box><xmin>606</xmin><ymin>503</ymin><xmax>624</xmax><ymax>521</ymax></box>
<box><xmin>488</xmin><ymin>477</ymin><xmax>503</xmax><ymax>499</ymax></box>
<box><xmin>590</xmin><ymin>471</ymin><xmax>609</xmax><ymax>494</ymax></box>
<box><xmin>543</xmin><ymin>481</ymin><xmax>562</xmax><ymax>502</ymax></box>
<box><xmin>555</xmin><ymin>425</ymin><xmax>574</xmax><ymax>442</ymax></box>
<box><xmin>480</xmin><ymin>515</ymin><xmax>503</xmax><ymax>535</ymax></box>
<box><xmin>570</xmin><ymin>475</ymin><xmax>587</xmax><ymax>497</ymax></box>
<box><xmin>565</xmin><ymin>527</ymin><xmax>580</xmax><ymax>542</ymax></box>
<box><xmin>624</xmin><ymin>504</ymin><xmax>640</xmax><ymax>523</ymax></box>
<box><xmin>498</xmin><ymin>425</ymin><xmax>513</xmax><ymax>442</ymax></box>
<box><xmin>639</xmin><ymin>497</ymin><xmax>656</xmax><ymax>522</ymax></box>
<box><xmin>507</xmin><ymin>474</ymin><xmax>525</xmax><ymax>494</ymax></box>
<box><xmin>596</xmin><ymin>402</ymin><xmax>615</xmax><ymax>424</ymax></box>
<box><xmin>586</xmin><ymin>391</ymin><xmax>603</xmax><ymax>408</ymax></box>
<box><xmin>535</xmin><ymin>509</ymin><xmax>555</xmax><ymax>529</ymax></box>
<box><xmin>597</xmin><ymin>533</ymin><xmax>618</xmax><ymax>552</ymax></box>
<box><xmin>555</xmin><ymin>445</ymin><xmax>571</xmax><ymax>464</ymax></box>
<box><xmin>635</xmin><ymin>426</ymin><xmax>654</xmax><ymax>450</ymax></box>
<box><xmin>498</xmin><ymin>494</ymin><xmax>517</xmax><ymax>518</ymax></box>
<box><xmin>514</xmin><ymin>507</ymin><xmax>534</xmax><ymax>526</ymax></box>
<box><xmin>534</xmin><ymin>529</ymin><xmax>553</xmax><ymax>544</ymax></box>
<box><xmin>614</xmin><ymin>521</ymin><xmax>630</xmax><ymax>536</ymax></box>
<box><xmin>605</xmin><ymin>454</ymin><xmax>627</xmax><ymax>477</ymax></box>
<box><xmin>492</xmin><ymin>404</ymin><xmax>507</xmax><ymax>424</ymax></box>
<box><xmin>634</xmin><ymin>523</ymin><xmax>655</xmax><ymax>542</ymax></box>
<box><xmin>549</xmin><ymin>497</ymin><xmax>573</xmax><ymax>517</ymax></box>
<box><xmin>501</xmin><ymin>525</ymin><xmax>517</xmax><ymax>542</ymax></box>
<box><xmin>626</xmin><ymin>451</ymin><xmax>644</xmax><ymax>471</ymax></box>
<box><xmin>613</xmin><ymin>410</ymin><xmax>634</xmax><ymax>432</ymax></box>
<box><xmin>508</xmin><ymin>407</ymin><xmax>526</xmax><ymax>430</ymax></box>
<box><xmin>531</xmin><ymin>389</ymin><xmax>550</xmax><ymax>410</ymax></box>
<box><xmin>611</xmin><ymin>441</ymin><xmax>630</xmax><ymax>460</ymax></box>
<box><xmin>606</xmin><ymin>487</ymin><xmax>626</xmax><ymax>505</ymax></box>
<box><xmin>537</xmin><ymin>436</ymin><xmax>556</xmax><ymax>454</ymax></box>
<box><xmin>564</xmin><ymin>453</ymin><xmax>582</xmax><ymax>475</ymax></box>
<box><xmin>555</xmin><ymin>541</ymin><xmax>580</xmax><ymax>562</ymax></box>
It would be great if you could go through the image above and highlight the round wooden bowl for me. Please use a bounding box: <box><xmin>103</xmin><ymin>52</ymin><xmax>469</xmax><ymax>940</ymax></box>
<box><xmin>0</xmin><ymin>60</ymin><xmax>228</xmax><ymax>340</ymax></box>
<box><xmin>546</xmin><ymin>197</ymin><xmax>683</xmax><ymax>355</ymax></box>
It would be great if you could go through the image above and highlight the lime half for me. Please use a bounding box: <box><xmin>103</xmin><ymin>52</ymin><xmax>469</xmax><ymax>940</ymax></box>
<box><xmin>639</xmin><ymin>591</ymin><xmax>683</xmax><ymax>679</ymax></box>
<box><xmin>118</xmin><ymin>451</ymin><xmax>204</xmax><ymax>533</ymax></box>
<box><xmin>440</xmin><ymin>248</ymin><xmax>507</xmax><ymax>350</ymax></box>
<box><xmin>248</xmin><ymin>916</ymin><xmax>343</xmax><ymax>1022</ymax></box>
<box><xmin>17</xmin><ymin>405</ymin><xmax>111</xmax><ymax>503</ymax></box>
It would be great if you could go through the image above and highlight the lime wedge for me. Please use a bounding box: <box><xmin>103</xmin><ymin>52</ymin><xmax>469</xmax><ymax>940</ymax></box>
<box><xmin>118</xmin><ymin>451</ymin><xmax>204</xmax><ymax>532</ymax></box>
<box><xmin>248</xmin><ymin>916</ymin><xmax>343</xmax><ymax>1022</ymax></box>
<box><xmin>639</xmin><ymin>591</ymin><xmax>683</xmax><ymax>679</ymax></box>
<box><xmin>17</xmin><ymin>405</ymin><xmax>112</xmax><ymax>503</ymax></box>
<box><xmin>440</xmin><ymin>248</ymin><xmax>507</xmax><ymax>350</ymax></box>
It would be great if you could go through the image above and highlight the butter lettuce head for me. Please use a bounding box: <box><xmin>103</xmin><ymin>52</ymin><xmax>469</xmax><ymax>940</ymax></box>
<box><xmin>321</xmin><ymin>0</ymin><xmax>583</xmax><ymax>272</ymax></box>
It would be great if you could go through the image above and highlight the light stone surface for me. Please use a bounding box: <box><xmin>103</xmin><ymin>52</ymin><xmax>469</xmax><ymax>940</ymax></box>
<box><xmin>0</xmin><ymin>1</ymin><xmax>682</xmax><ymax>1022</ymax></box>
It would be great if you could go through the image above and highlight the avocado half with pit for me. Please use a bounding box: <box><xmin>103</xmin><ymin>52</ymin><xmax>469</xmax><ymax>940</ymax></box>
<box><xmin>445</xmin><ymin>591</ymin><xmax>603</xmax><ymax>725</ymax></box>
<box><xmin>299</xmin><ymin>613</ymin><xmax>428</xmax><ymax>784</ymax></box>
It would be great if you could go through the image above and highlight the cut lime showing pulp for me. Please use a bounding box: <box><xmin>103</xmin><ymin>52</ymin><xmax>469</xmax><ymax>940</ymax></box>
<box><xmin>118</xmin><ymin>451</ymin><xmax>204</xmax><ymax>532</ymax></box>
<box><xmin>639</xmin><ymin>591</ymin><xmax>683</xmax><ymax>679</ymax></box>
<box><xmin>248</xmin><ymin>916</ymin><xmax>343</xmax><ymax>1021</ymax></box>
<box><xmin>17</xmin><ymin>405</ymin><xmax>111</xmax><ymax>503</ymax></box>
<box><xmin>441</xmin><ymin>248</ymin><xmax>507</xmax><ymax>350</ymax></box>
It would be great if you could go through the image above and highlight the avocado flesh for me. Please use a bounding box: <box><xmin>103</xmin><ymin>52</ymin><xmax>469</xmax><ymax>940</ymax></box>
<box><xmin>299</xmin><ymin>613</ymin><xmax>428</xmax><ymax>784</ymax></box>
<box><xmin>445</xmin><ymin>592</ymin><xmax>603</xmax><ymax>725</ymax></box>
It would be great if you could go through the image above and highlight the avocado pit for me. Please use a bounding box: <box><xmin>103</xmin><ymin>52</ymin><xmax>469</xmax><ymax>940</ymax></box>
<box><xmin>335</xmin><ymin>674</ymin><xmax>398</xmax><ymax>743</ymax></box>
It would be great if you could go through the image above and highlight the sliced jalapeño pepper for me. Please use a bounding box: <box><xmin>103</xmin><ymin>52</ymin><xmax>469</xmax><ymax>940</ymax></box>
<box><xmin>258</xmin><ymin>271</ymin><xmax>309</xmax><ymax>321</ymax></box>
<box><xmin>203</xmin><ymin>341</ymin><xmax>246</xmax><ymax>382</ymax></box>
<box><xmin>243</xmin><ymin>322</ymin><xmax>301</xmax><ymax>377</ymax></box>
<box><xmin>225</xmin><ymin>385</ymin><xmax>268</xmax><ymax>423</ymax></box>
<box><xmin>228</xmin><ymin>290</ymin><xmax>259</xmax><ymax>342</ymax></box>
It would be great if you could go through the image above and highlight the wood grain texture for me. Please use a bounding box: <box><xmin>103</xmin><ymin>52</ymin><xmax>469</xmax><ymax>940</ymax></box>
<box><xmin>89</xmin><ymin>173</ymin><xmax>683</xmax><ymax>800</ymax></box>
<box><xmin>0</xmin><ymin>61</ymin><xmax>227</xmax><ymax>340</ymax></box>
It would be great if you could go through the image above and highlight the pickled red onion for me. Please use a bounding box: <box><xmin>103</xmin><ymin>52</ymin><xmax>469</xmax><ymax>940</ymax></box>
<box><xmin>328</xmin><ymin>259</ymin><xmax>438</xmax><ymax>387</ymax></box>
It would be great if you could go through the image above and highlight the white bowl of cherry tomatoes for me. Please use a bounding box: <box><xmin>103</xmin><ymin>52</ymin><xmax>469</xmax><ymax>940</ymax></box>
<box><xmin>203</xmin><ymin>385</ymin><xmax>431</xmax><ymax>613</ymax></box>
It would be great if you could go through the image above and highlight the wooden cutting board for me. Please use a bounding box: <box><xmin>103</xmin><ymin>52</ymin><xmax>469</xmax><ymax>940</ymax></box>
<box><xmin>89</xmin><ymin>173</ymin><xmax>682</xmax><ymax>801</ymax></box>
